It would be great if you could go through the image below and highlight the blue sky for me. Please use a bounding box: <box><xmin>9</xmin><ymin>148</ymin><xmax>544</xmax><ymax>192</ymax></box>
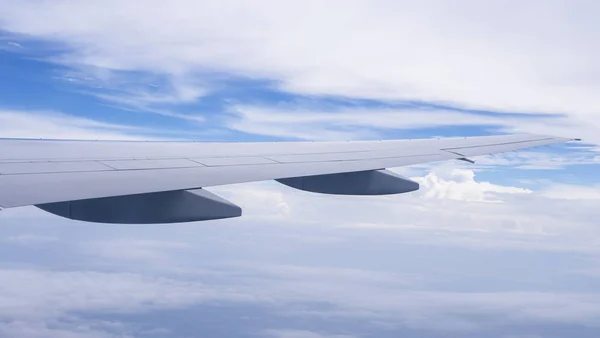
<box><xmin>1</xmin><ymin>1</ymin><xmax>600</xmax><ymax>337</ymax></box>
<box><xmin>0</xmin><ymin>36</ymin><xmax>567</xmax><ymax>142</ymax></box>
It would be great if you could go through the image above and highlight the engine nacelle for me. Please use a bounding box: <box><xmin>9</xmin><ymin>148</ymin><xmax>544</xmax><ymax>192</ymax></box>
<box><xmin>36</xmin><ymin>188</ymin><xmax>241</xmax><ymax>224</ymax></box>
<box><xmin>277</xmin><ymin>169</ymin><xmax>419</xmax><ymax>195</ymax></box>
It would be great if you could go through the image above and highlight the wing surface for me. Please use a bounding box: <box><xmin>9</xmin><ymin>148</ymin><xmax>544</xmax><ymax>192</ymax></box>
<box><xmin>0</xmin><ymin>134</ymin><xmax>571</xmax><ymax>208</ymax></box>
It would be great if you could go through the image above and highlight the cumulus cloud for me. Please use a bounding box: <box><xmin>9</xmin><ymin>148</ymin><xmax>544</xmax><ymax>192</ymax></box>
<box><xmin>414</xmin><ymin>168</ymin><xmax>532</xmax><ymax>202</ymax></box>
<box><xmin>211</xmin><ymin>182</ymin><xmax>292</xmax><ymax>219</ymax></box>
<box><xmin>194</xmin><ymin>166</ymin><xmax>598</xmax><ymax>255</ymax></box>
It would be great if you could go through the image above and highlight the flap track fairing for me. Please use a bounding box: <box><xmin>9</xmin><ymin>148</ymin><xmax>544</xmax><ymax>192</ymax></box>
<box><xmin>277</xmin><ymin>169</ymin><xmax>419</xmax><ymax>195</ymax></box>
<box><xmin>36</xmin><ymin>188</ymin><xmax>241</xmax><ymax>224</ymax></box>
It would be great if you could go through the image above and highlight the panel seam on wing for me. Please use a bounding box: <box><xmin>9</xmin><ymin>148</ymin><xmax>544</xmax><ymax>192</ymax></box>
<box><xmin>440</xmin><ymin>137</ymin><xmax>555</xmax><ymax>151</ymax></box>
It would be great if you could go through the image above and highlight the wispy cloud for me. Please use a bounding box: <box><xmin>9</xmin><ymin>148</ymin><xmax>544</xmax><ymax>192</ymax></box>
<box><xmin>0</xmin><ymin>109</ymin><xmax>151</xmax><ymax>140</ymax></box>
<box><xmin>226</xmin><ymin>104</ymin><xmax>578</xmax><ymax>141</ymax></box>
<box><xmin>6</xmin><ymin>41</ymin><xmax>21</xmax><ymax>48</ymax></box>
<box><xmin>0</xmin><ymin>0</ymin><xmax>598</xmax><ymax>142</ymax></box>
<box><xmin>473</xmin><ymin>150</ymin><xmax>600</xmax><ymax>170</ymax></box>
<box><xmin>0</xmin><ymin>108</ymin><xmax>213</xmax><ymax>140</ymax></box>
<box><xmin>57</xmin><ymin>69</ymin><xmax>208</xmax><ymax>122</ymax></box>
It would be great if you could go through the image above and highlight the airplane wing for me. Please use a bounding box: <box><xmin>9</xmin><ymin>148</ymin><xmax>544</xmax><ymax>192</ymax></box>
<box><xmin>0</xmin><ymin>134</ymin><xmax>574</xmax><ymax>224</ymax></box>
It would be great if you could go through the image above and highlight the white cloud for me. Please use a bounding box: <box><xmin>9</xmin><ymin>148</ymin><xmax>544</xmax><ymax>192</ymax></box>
<box><xmin>65</xmin><ymin>71</ymin><xmax>208</xmax><ymax>121</ymax></box>
<box><xmin>1</xmin><ymin>234</ymin><xmax>57</xmax><ymax>245</ymax></box>
<box><xmin>7</xmin><ymin>41</ymin><xmax>22</xmax><ymax>48</ymax></box>
<box><xmin>83</xmin><ymin>239</ymin><xmax>190</xmax><ymax>261</ymax></box>
<box><xmin>227</xmin><ymin>105</ymin><xmax>562</xmax><ymax>141</ymax></box>
<box><xmin>414</xmin><ymin>168</ymin><xmax>532</xmax><ymax>202</ymax></box>
<box><xmin>1</xmin><ymin>264</ymin><xmax>599</xmax><ymax>336</ymax></box>
<box><xmin>0</xmin><ymin>268</ymin><xmax>251</xmax><ymax>337</ymax></box>
<box><xmin>209</xmin><ymin>168</ymin><xmax>600</xmax><ymax>254</ymax></box>
<box><xmin>224</xmin><ymin>262</ymin><xmax>420</xmax><ymax>287</ymax></box>
<box><xmin>0</xmin><ymin>268</ymin><xmax>253</xmax><ymax>320</ymax></box>
<box><xmin>540</xmin><ymin>184</ymin><xmax>600</xmax><ymax>200</ymax></box>
<box><xmin>0</xmin><ymin>164</ymin><xmax>599</xmax><ymax>335</ymax></box>
<box><xmin>262</xmin><ymin>290</ymin><xmax>600</xmax><ymax>331</ymax></box>
<box><xmin>0</xmin><ymin>109</ymin><xmax>151</xmax><ymax>140</ymax></box>
<box><xmin>472</xmin><ymin>149</ymin><xmax>600</xmax><ymax>170</ymax></box>
<box><xmin>264</xmin><ymin>329</ymin><xmax>355</xmax><ymax>338</ymax></box>
<box><xmin>0</xmin><ymin>320</ymin><xmax>129</xmax><ymax>338</ymax></box>
<box><xmin>0</xmin><ymin>270</ymin><xmax>166</xmax><ymax>317</ymax></box>
<box><xmin>0</xmin><ymin>0</ymin><xmax>598</xmax><ymax>141</ymax></box>
<box><xmin>211</xmin><ymin>182</ymin><xmax>292</xmax><ymax>219</ymax></box>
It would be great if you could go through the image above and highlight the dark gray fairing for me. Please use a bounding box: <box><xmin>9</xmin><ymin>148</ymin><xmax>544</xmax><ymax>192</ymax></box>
<box><xmin>36</xmin><ymin>188</ymin><xmax>241</xmax><ymax>224</ymax></box>
<box><xmin>277</xmin><ymin>169</ymin><xmax>419</xmax><ymax>195</ymax></box>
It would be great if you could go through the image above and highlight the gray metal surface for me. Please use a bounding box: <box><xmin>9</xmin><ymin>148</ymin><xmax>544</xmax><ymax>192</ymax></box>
<box><xmin>36</xmin><ymin>188</ymin><xmax>242</xmax><ymax>224</ymax></box>
<box><xmin>277</xmin><ymin>169</ymin><xmax>419</xmax><ymax>195</ymax></box>
<box><xmin>102</xmin><ymin>158</ymin><xmax>203</xmax><ymax>170</ymax></box>
<box><xmin>0</xmin><ymin>161</ymin><xmax>113</xmax><ymax>175</ymax></box>
<box><xmin>192</xmin><ymin>156</ymin><xmax>277</xmax><ymax>166</ymax></box>
<box><xmin>0</xmin><ymin>134</ymin><xmax>572</xmax><ymax>209</ymax></box>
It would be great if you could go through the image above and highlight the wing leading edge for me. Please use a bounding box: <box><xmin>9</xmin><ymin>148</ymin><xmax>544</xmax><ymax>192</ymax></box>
<box><xmin>0</xmin><ymin>134</ymin><xmax>574</xmax><ymax>223</ymax></box>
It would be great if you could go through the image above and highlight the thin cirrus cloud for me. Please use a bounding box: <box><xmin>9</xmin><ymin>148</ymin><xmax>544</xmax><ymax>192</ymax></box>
<box><xmin>0</xmin><ymin>109</ymin><xmax>217</xmax><ymax>140</ymax></box>
<box><xmin>0</xmin><ymin>109</ymin><xmax>149</xmax><ymax>140</ymax></box>
<box><xmin>60</xmin><ymin>69</ymin><xmax>209</xmax><ymax>121</ymax></box>
<box><xmin>226</xmin><ymin>105</ymin><xmax>578</xmax><ymax>141</ymax></box>
<box><xmin>0</xmin><ymin>0</ymin><xmax>599</xmax><ymax>143</ymax></box>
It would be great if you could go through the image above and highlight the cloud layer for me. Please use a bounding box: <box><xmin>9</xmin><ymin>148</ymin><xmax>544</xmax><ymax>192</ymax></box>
<box><xmin>0</xmin><ymin>165</ymin><xmax>599</xmax><ymax>337</ymax></box>
<box><xmin>1</xmin><ymin>0</ymin><xmax>599</xmax><ymax>142</ymax></box>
